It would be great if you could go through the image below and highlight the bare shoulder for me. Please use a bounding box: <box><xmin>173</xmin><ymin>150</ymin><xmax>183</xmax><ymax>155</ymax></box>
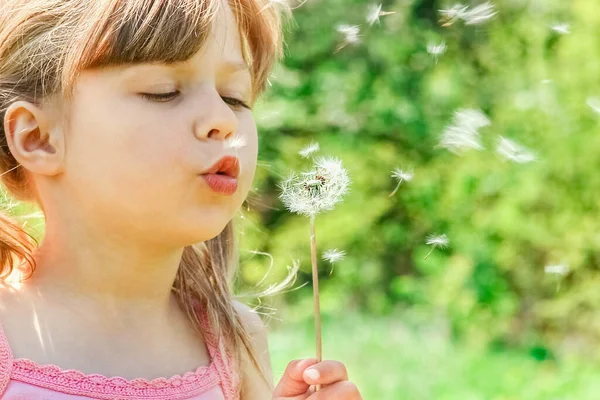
<box><xmin>232</xmin><ymin>300</ymin><xmax>274</xmax><ymax>400</ymax></box>
<box><xmin>232</xmin><ymin>300</ymin><xmax>268</xmax><ymax>335</ymax></box>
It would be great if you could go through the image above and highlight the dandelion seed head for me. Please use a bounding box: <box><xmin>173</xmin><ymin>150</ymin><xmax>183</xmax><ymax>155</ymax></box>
<box><xmin>439</xmin><ymin>2</ymin><xmax>496</xmax><ymax>26</ymax></box>
<box><xmin>439</xmin><ymin>3</ymin><xmax>469</xmax><ymax>25</ymax></box>
<box><xmin>366</xmin><ymin>4</ymin><xmax>396</xmax><ymax>26</ymax></box>
<box><xmin>299</xmin><ymin>141</ymin><xmax>320</xmax><ymax>158</ymax></box>
<box><xmin>437</xmin><ymin>108</ymin><xmax>490</xmax><ymax>154</ymax></box>
<box><xmin>367</xmin><ymin>4</ymin><xmax>383</xmax><ymax>25</ymax></box>
<box><xmin>323</xmin><ymin>248</ymin><xmax>346</xmax><ymax>263</ymax></box>
<box><xmin>391</xmin><ymin>168</ymin><xmax>414</xmax><ymax>182</ymax></box>
<box><xmin>225</xmin><ymin>134</ymin><xmax>247</xmax><ymax>150</ymax></box>
<box><xmin>337</xmin><ymin>24</ymin><xmax>361</xmax><ymax>45</ymax></box>
<box><xmin>426</xmin><ymin>234</ymin><xmax>450</xmax><ymax>249</ymax></box>
<box><xmin>551</xmin><ymin>22</ymin><xmax>570</xmax><ymax>35</ymax></box>
<box><xmin>545</xmin><ymin>264</ymin><xmax>569</xmax><ymax>276</ymax></box>
<box><xmin>496</xmin><ymin>136</ymin><xmax>536</xmax><ymax>163</ymax></box>
<box><xmin>427</xmin><ymin>41</ymin><xmax>447</xmax><ymax>56</ymax></box>
<box><xmin>279</xmin><ymin>156</ymin><xmax>351</xmax><ymax>218</ymax></box>
<box><xmin>463</xmin><ymin>2</ymin><xmax>497</xmax><ymax>25</ymax></box>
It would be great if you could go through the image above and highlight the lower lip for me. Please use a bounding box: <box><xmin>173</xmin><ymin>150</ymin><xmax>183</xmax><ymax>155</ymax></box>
<box><xmin>201</xmin><ymin>174</ymin><xmax>238</xmax><ymax>195</ymax></box>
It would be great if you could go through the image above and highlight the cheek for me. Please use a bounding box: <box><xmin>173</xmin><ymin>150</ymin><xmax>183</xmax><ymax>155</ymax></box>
<box><xmin>64</xmin><ymin>100</ymin><xmax>191</xmax><ymax>201</ymax></box>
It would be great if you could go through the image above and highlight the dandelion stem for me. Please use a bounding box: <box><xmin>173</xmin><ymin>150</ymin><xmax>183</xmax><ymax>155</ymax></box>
<box><xmin>388</xmin><ymin>180</ymin><xmax>402</xmax><ymax>197</ymax></box>
<box><xmin>309</xmin><ymin>215</ymin><xmax>322</xmax><ymax>392</ymax></box>
<box><xmin>424</xmin><ymin>247</ymin><xmax>435</xmax><ymax>260</ymax></box>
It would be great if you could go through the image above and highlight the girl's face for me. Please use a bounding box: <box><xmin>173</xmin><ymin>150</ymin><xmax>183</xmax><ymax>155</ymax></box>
<box><xmin>55</xmin><ymin>3</ymin><xmax>257</xmax><ymax>246</ymax></box>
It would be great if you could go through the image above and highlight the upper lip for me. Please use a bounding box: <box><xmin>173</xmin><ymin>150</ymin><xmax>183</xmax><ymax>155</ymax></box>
<box><xmin>202</xmin><ymin>155</ymin><xmax>240</xmax><ymax>178</ymax></box>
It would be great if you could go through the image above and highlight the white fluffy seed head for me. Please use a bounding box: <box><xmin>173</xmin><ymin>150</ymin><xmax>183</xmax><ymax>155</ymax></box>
<box><xmin>323</xmin><ymin>248</ymin><xmax>346</xmax><ymax>263</ymax></box>
<box><xmin>426</xmin><ymin>234</ymin><xmax>450</xmax><ymax>249</ymax></box>
<box><xmin>279</xmin><ymin>156</ymin><xmax>351</xmax><ymax>218</ymax></box>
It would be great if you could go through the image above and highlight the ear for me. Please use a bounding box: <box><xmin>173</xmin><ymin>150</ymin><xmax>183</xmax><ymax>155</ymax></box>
<box><xmin>3</xmin><ymin>100</ymin><xmax>65</xmax><ymax>176</ymax></box>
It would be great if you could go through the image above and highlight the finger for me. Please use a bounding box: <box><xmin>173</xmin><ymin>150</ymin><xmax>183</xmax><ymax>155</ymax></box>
<box><xmin>307</xmin><ymin>381</ymin><xmax>362</xmax><ymax>400</ymax></box>
<box><xmin>301</xmin><ymin>360</ymin><xmax>349</xmax><ymax>386</ymax></box>
<box><xmin>273</xmin><ymin>358</ymin><xmax>319</xmax><ymax>398</ymax></box>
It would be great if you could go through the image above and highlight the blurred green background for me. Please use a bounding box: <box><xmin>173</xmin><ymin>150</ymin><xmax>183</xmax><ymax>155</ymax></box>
<box><xmin>232</xmin><ymin>0</ymin><xmax>600</xmax><ymax>398</ymax></box>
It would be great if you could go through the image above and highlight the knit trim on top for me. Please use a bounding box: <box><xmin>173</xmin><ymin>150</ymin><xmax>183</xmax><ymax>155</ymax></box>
<box><xmin>0</xmin><ymin>306</ymin><xmax>240</xmax><ymax>399</ymax></box>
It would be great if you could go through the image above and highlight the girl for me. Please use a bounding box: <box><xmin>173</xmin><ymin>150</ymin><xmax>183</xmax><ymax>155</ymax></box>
<box><xmin>0</xmin><ymin>0</ymin><xmax>363</xmax><ymax>399</ymax></box>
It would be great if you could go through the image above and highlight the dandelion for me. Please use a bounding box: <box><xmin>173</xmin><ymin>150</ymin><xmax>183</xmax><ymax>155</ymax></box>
<box><xmin>551</xmin><ymin>22</ymin><xmax>570</xmax><ymax>35</ymax></box>
<box><xmin>545</xmin><ymin>263</ymin><xmax>569</xmax><ymax>292</ymax></box>
<box><xmin>545</xmin><ymin>264</ymin><xmax>569</xmax><ymax>276</ymax></box>
<box><xmin>496</xmin><ymin>136</ymin><xmax>536</xmax><ymax>163</ymax></box>
<box><xmin>299</xmin><ymin>141</ymin><xmax>320</xmax><ymax>158</ymax></box>
<box><xmin>323</xmin><ymin>248</ymin><xmax>346</xmax><ymax>276</ymax></box>
<box><xmin>225</xmin><ymin>133</ymin><xmax>247</xmax><ymax>150</ymax></box>
<box><xmin>388</xmin><ymin>167</ymin><xmax>414</xmax><ymax>197</ymax></box>
<box><xmin>336</xmin><ymin>24</ymin><xmax>361</xmax><ymax>52</ymax></box>
<box><xmin>463</xmin><ymin>2</ymin><xmax>497</xmax><ymax>25</ymax></box>
<box><xmin>586</xmin><ymin>96</ymin><xmax>600</xmax><ymax>114</ymax></box>
<box><xmin>436</xmin><ymin>108</ymin><xmax>490</xmax><ymax>154</ymax></box>
<box><xmin>424</xmin><ymin>234</ymin><xmax>450</xmax><ymax>260</ymax></box>
<box><xmin>279</xmin><ymin>156</ymin><xmax>351</xmax><ymax>218</ymax></box>
<box><xmin>278</xmin><ymin>156</ymin><xmax>351</xmax><ymax>383</ymax></box>
<box><xmin>427</xmin><ymin>41</ymin><xmax>447</xmax><ymax>64</ymax></box>
<box><xmin>323</xmin><ymin>248</ymin><xmax>346</xmax><ymax>263</ymax></box>
<box><xmin>366</xmin><ymin>3</ymin><xmax>396</xmax><ymax>26</ymax></box>
<box><xmin>439</xmin><ymin>2</ymin><xmax>496</xmax><ymax>26</ymax></box>
<box><xmin>439</xmin><ymin>3</ymin><xmax>469</xmax><ymax>26</ymax></box>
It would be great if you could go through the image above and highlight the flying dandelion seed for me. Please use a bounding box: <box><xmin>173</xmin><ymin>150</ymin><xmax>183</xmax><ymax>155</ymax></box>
<box><xmin>424</xmin><ymin>234</ymin><xmax>450</xmax><ymax>260</ymax></box>
<box><xmin>463</xmin><ymin>2</ymin><xmax>497</xmax><ymax>25</ymax></box>
<box><xmin>225</xmin><ymin>134</ymin><xmax>247</xmax><ymax>150</ymax></box>
<box><xmin>299</xmin><ymin>141</ymin><xmax>320</xmax><ymax>158</ymax></box>
<box><xmin>436</xmin><ymin>108</ymin><xmax>490</xmax><ymax>154</ymax></box>
<box><xmin>545</xmin><ymin>264</ymin><xmax>569</xmax><ymax>276</ymax></box>
<box><xmin>388</xmin><ymin>167</ymin><xmax>414</xmax><ymax>197</ymax></box>
<box><xmin>366</xmin><ymin>3</ymin><xmax>397</xmax><ymax>26</ymax></box>
<box><xmin>323</xmin><ymin>248</ymin><xmax>346</xmax><ymax>275</ymax></box>
<box><xmin>439</xmin><ymin>4</ymin><xmax>468</xmax><ymax>26</ymax></box>
<box><xmin>551</xmin><ymin>22</ymin><xmax>570</xmax><ymax>35</ymax></box>
<box><xmin>586</xmin><ymin>97</ymin><xmax>600</xmax><ymax>114</ymax></box>
<box><xmin>545</xmin><ymin>263</ymin><xmax>569</xmax><ymax>293</ymax></box>
<box><xmin>323</xmin><ymin>248</ymin><xmax>346</xmax><ymax>263</ymax></box>
<box><xmin>439</xmin><ymin>2</ymin><xmax>496</xmax><ymax>26</ymax></box>
<box><xmin>496</xmin><ymin>136</ymin><xmax>536</xmax><ymax>163</ymax></box>
<box><xmin>427</xmin><ymin>41</ymin><xmax>447</xmax><ymax>63</ymax></box>
<box><xmin>335</xmin><ymin>24</ymin><xmax>361</xmax><ymax>52</ymax></box>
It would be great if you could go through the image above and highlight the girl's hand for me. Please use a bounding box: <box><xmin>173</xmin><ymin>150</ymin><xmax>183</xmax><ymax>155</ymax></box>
<box><xmin>272</xmin><ymin>358</ymin><xmax>363</xmax><ymax>399</ymax></box>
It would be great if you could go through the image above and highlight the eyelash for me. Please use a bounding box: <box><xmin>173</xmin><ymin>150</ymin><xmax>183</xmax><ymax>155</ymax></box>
<box><xmin>140</xmin><ymin>91</ymin><xmax>251</xmax><ymax>110</ymax></box>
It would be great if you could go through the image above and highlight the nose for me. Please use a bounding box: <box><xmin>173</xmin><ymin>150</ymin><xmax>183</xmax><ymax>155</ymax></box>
<box><xmin>193</xmin><ymin>89</ymin><xmax>237</xmax><ymax>141</ymax></box>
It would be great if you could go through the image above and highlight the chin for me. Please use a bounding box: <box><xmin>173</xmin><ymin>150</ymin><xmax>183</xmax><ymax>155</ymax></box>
<box><xmin>179</xmin><ymin>219</ymin><xmax>232</xmax><ymax>246</ymax></box>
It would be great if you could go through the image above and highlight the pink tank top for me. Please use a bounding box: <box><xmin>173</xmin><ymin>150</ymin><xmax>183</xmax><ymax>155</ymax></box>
<box><xmin>0</xmin><ymin>307</ymin><xmax>241</xmax><ymax>399</ymax></box>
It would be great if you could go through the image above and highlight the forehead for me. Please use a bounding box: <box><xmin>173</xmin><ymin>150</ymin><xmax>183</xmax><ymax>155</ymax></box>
<box><xmin>182</xmin><ymin>2</ymin><xmax>247</xmax><ymax>73</ymax></box>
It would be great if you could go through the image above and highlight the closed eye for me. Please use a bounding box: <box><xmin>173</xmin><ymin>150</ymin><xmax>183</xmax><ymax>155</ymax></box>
<box><xmin>222</xmin><ymin>97</ymin><xmax>252</xmax><ymax>110</ymax></box>
<box><xmin>139</xmin><ymin>91</ymin><xmax>251</xmax><ymax>110</ymax></box>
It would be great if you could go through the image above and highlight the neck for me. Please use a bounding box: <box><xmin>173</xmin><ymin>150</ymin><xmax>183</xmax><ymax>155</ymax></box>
<box><xmin>26</xmin><ymin>216</ymin><xmax>185</xmax><ymax>318</ymax></box>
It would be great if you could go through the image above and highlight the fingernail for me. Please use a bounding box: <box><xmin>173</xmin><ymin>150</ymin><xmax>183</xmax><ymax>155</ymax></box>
<box><xmin>304</xmin><ymin>368</ymin><xmax>320</xmax><ymax>380</ymax></box>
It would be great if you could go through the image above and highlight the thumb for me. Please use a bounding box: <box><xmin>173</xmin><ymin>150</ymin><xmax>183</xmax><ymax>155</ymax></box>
<box><xmin>272</xmin><ymin>358</ymin><xmax>319</xmax><ymax>399</ymax></box>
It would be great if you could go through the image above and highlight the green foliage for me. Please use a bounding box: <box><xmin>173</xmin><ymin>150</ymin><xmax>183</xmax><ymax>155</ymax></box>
<box><xmin>237</xmin><ymin>0</ymin><xmax>600</xmax><ymax>360</ymax></box>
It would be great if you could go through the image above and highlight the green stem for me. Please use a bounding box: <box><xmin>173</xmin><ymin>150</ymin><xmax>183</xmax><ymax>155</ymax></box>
<box><xmin>309</xmin><ymin>215</ymin><xmax>322</xmax><ymax>392</ymax></box>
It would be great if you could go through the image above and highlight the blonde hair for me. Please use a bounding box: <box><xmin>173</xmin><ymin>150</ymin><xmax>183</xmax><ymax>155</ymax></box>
<box><xmin>0</xmin><ymin>0</ymin><xmax>289</xmax><ymax>396</ymax></box>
